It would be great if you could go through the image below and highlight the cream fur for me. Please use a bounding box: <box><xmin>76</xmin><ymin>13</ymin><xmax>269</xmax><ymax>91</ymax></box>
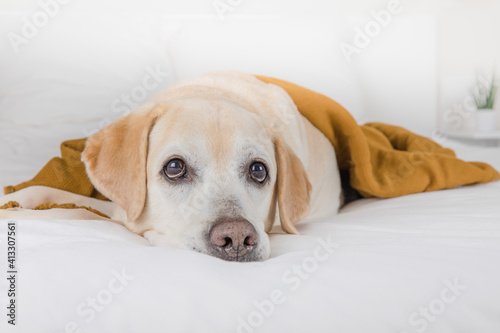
<box><xmin>0</xmin><ymin>71</ymin><xmax>342</xmax><ymax>261</ymax></box>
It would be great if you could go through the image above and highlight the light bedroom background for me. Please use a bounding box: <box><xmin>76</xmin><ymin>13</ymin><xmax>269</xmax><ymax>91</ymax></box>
<box><xmin>0</xmin><ymin>0</ymin><xmax>499</xmax><ymax>187</ymax></box>
<box><xmin>1</xmin><ymin>1</ymin><xmax>500</xmax><ymax>333</ymax></box>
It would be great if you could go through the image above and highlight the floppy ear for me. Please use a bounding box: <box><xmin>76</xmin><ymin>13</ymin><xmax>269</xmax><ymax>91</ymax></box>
<box><xmin>82</xmin><ymin>104</ymin><xmax>165</xmax><ymax>222</ymax></box>
<box><xmin>274</xmin><ymin>136</ymin><xmax>312</xmax><ymax>235</ymax></box>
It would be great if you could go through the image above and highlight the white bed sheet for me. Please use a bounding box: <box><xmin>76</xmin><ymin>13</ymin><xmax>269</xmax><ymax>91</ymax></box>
<box><xmin>0</xmin><ymin>127</ymin><xmax>500</xmax><ymax>333</ymax></box>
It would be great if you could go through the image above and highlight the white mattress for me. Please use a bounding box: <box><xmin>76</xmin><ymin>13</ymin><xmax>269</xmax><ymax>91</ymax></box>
<box><xmin>1</xmin><ymin>125</ymin><xmax>499</xmax><ymax>333</ymax></box>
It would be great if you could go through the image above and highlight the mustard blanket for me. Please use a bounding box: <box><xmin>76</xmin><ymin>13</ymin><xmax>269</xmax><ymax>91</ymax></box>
<box><xmin>3</xmin><ymin>76</ymin><xmax>499</xmax><ymax>210</ymax></box>
<box><xmin>257</xmin><ymin>76</ymin><xmax>499</xmax><ymax>197</ymax></box>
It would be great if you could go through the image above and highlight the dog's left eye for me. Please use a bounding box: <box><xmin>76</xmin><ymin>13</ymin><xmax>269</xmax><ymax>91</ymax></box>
<box><xmin>164</xmin><ymin>159</ymin><xmax>186</xmax><ymax>180</ymax></box>
<box><xmin>249</xmin><ymin>162</ymin><xmax>268</xmax><ymax>183</ymax></box>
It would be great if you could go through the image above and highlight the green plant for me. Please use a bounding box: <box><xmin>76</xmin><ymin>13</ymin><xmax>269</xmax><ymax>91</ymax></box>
<box><xmin>473</xmin><ymin>75</ymin><xmax>497</xmax><ymax>110</ymax></box>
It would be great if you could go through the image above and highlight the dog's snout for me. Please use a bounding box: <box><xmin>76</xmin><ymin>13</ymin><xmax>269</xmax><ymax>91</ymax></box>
<box><xmin>208</xmin><ymin>219</ymin><xmax>258</xmax><ymax>262</ymax></box>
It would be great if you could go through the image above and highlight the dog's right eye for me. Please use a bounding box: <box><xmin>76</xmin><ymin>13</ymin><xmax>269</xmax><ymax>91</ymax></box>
<box><xmin>164</xmin><ymin>159</ymin><xmax>186</xmax><ymax>180</ymax></box>
<box><xmin>249</xmin><ymin>161</ymin><xmax>268</xmax><ymax>184</ymax></box>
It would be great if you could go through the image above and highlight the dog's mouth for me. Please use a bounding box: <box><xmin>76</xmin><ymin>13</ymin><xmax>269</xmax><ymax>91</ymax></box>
<box><xmin>191</xmin><ymin>243</ymin><xmax>263</xmax><ymax>262</ymax></box>
<box><xmin>143</xmin><ymin>219</ymin><xmax>268</xmax><ymax>262</ymax></box>
<box><xmin>208</xmin><ymin>240</ymin><xmax>260</xmax><ymax>262</ymax></box>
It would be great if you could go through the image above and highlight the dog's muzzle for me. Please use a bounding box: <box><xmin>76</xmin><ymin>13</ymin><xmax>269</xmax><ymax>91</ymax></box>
<box><xmin>207</xmin><ymin>218</ymin><xmax>259</xmax><ymax>262</ymax></box>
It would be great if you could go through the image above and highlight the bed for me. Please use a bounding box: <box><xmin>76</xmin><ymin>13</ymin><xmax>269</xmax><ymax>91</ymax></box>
<box><xmin>1</xmin><ymin>121</ymin><xmax>499</xmax><ymax>333</ymax></box>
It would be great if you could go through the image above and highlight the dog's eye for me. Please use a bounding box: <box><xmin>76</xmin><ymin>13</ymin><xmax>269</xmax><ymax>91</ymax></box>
<box><xmin>164</xmin><ymin>159</ymin><xmax>186</xmax><ymax>180</ymax></box>
<box><xmin>249</xmin><ymin>162</ymin><xmax>268</xmax><ymax>183</ymax></box>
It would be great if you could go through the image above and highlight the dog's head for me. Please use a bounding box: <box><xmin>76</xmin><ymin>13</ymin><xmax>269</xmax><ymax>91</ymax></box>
<box><xmin>82</xmin><ymin>98</ymin><xmax>311</xmax><ymax>262</ymax></box>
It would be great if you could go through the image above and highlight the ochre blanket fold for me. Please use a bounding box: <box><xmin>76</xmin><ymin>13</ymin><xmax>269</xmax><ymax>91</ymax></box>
<box><xmin>4</xmin><ymin>139</ymin><xmax>107</xmax><ymax>200</ymax></box>
<box><xmin>256</xmin><ymin>76</ymin><xmax>500</xmax><ymax>197</ymax></box>
<box><xmin>3</xmin><ymin>76</ymin><xmax>500</xmax><ymax>204</ymax></box>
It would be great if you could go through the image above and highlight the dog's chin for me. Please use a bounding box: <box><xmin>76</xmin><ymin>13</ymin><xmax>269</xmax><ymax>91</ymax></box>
<box><xmin>205</xmin><ymin>244</ymin><xmax>268</xmax><ymax>262</ymax></box>
<box><xmin>143</xmin><ymin>230</ymin><xmax>271</xmax><ymax>262</ymax></box>
<box><xmin>185</xmin><ymin>239</ymin><xmax>270</xmax><ymax>262</ymax></box>
<box><xmin>142</xmin><ymin>230</ymin><xmax>180</xmax><ymax>248</ymax></box>
<box><xmin>202</xmin><ymin>230</ymin><xmax>271</xmax><ymax>262</ymax></box>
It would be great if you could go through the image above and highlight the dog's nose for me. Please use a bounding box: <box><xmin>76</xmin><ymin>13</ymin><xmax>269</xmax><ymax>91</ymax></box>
<box><xmin>208</xmin><ymin>219</ymin><xmax>258</xmax><ymax>262</ymax></box>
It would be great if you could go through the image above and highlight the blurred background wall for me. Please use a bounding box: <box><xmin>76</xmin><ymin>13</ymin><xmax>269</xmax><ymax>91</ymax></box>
<box><xmin>1</xmin><ymin>0</ymin><xmax>499</xmax><ymax>141</ymax></box>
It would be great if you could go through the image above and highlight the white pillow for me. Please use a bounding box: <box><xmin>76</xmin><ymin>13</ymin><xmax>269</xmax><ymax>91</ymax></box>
<box><xmin>0</xmin><ymin>0</ymin><xmax>365</xmax><ymax>133</ymax></box>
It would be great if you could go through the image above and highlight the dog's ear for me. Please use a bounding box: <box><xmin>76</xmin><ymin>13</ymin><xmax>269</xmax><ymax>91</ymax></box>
<box><xmin>274</xmin><ymin>136</ymin><xmax>312</xmax><ymax>234</ymax></box>
<box><xmin>82</xmin><ymin>104</ymin><xmax>165</xmax><ymax>222</ymax></box>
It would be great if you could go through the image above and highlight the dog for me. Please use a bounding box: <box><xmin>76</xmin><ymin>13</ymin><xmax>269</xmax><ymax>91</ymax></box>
<box><xmin>0</xmin><ymin>71</ymin><xmax>342</xmax><ymax>261</ymax></box>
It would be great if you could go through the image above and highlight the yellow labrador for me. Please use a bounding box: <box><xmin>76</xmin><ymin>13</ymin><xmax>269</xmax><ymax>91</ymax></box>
<box><xmin>0</xmin><ymin>71</ymin><xmax>342</xmax><ymax>261</ymax></box>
